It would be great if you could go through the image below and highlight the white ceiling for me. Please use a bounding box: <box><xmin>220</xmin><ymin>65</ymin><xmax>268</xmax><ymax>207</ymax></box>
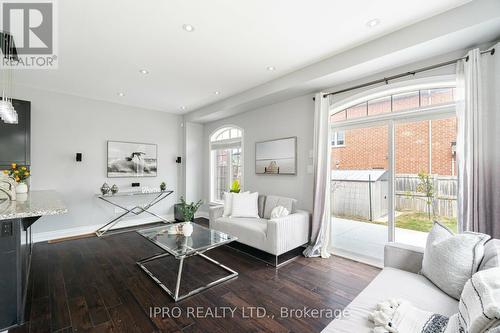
<box><xmin>14</xmin><ymin>0</ymin><xmax>473</xmax><ymax>114</ymax></box>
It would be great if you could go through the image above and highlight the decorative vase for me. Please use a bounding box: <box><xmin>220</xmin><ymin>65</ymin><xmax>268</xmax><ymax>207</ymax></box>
<box><xmin>16</xmin><ymin>193</ymin><xmax>28</xmax><ymax>202</ymax></box>
<box><xmin>182</xmin><ymin>223</ymin><xmax>193</xmax><ymax>237</ymax></box>
<box><xmin>100</xmin><ymin>183</ymin><xmax>110</xmax><ymax>195</ymax></box>
<box><xmin>111</xmin><ymin>184</ymin><xmax>119</xmax><ymax>194</ymax></box>
<box><xmin>16</xmin><ymin>182</ymin><xmax>28</xmax><ymax>194</ymax></box>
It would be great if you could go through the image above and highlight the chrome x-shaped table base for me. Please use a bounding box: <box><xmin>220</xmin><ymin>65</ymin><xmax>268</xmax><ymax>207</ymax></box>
<box><xmin>137</xmin><ymin>250</ymin><xmax>238</xmax><ymax>302</ymax></box>
<box><xmin>95</xmin><ymin>190</ymin><xmax>174</xmax><ymax>237</ymax></box>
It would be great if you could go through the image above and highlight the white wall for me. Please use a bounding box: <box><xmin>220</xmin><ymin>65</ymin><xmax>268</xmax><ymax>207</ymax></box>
<box><xmin>13</xmin><ymin>85</ymin><xmax>182</xmax><ymax>241</ymax></box>
<box><xmin>204</xmin><ymin>95</ymin><xmax>315</xmax><ymax>211</ymax></box>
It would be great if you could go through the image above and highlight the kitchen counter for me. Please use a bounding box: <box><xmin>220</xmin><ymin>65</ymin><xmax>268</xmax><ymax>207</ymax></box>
<box><xmin>0</xmin><ymin>190</ymin><xmax>68</xmax><ymax>220</ymax></box>
<box><xmin>0</xmin><ymin>190</ymin><xmax>67</xmax><ymax>330</ymax></box>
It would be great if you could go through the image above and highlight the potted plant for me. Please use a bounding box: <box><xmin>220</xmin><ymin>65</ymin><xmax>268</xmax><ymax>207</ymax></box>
<box><xmin>4</xmin><ymin>163</ymin><xmax>30</xmax><ymax>194</ymax></box>
<box><xmin>174</xmin><ymin>197</ymin><xmax>203</xmax><ymax>222</ymax></box>
<box><xmin>229</xmin><ymin>179</ymin><xmax>240</xmax><ymax>193</ymax></box>
<box><xmin>160</xmin><ymin>181</ymin><xmax>166</xmax><ymax>191</ymax></box>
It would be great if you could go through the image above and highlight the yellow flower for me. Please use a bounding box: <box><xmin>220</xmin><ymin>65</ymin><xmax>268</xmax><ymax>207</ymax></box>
<box><xmin>14</xmin><ymin>170</ymin><xmax>19</xmax><ymax>174</ymax></box>
<box><xmin>2</xmin><ymin>170</ymin><xmax>8</xmax><ymax>174</ymax></box>
<box><xmin>25</xmin><ymin>172</ymin><xmax>29</xmax><ymax>176</ymax></box>
<box><xmin>11</xmin><ymin>163</ymin><xmax>17</xmax><ymax>169</ymax></box>
<box><xmin>21</xmin><ymin>166</ymin><xmax>26</xmax><ymax>171</ymax></box>
<box><xmin>15</xmin><ymin>177</ymin><xmax>20</xmax><ymax>182</ymax></box>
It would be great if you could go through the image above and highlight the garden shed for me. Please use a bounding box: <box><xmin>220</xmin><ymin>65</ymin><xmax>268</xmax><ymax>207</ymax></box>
<box><xmin>331</xmin><ymin>169</ymin><xmax>388</xmax><ymax>221</ymax></box>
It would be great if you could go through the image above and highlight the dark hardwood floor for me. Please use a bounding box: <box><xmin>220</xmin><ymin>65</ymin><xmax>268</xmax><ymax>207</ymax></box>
<box><xmin>10</xmin><ymin>219</ymin><xmax>380</xmax><ymax>333</ymax></box>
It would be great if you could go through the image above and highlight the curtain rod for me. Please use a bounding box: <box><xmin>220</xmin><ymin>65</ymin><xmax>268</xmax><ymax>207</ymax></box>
<box><xmin>321</xmin><ymin>47</ymin><xmax>495</xmax><ymax>99</ymax></box>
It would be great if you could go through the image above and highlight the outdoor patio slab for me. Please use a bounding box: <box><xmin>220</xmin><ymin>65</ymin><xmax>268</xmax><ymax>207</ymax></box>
<box><xmin>332</xmin><ymin>217</ymin><xmax>428</xmax><ymax>265</ymax></box>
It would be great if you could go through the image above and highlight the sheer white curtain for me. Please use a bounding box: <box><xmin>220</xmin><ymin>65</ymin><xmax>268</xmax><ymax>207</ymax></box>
<box><xmin>456</xmin><ymin>43</ymin><xmax>500</xmax><ymax>238</ymax></box>
<box><xmin>304</xmin><ymin>93</ymin><xmax>331</xmax><ymax>258</ymax></box>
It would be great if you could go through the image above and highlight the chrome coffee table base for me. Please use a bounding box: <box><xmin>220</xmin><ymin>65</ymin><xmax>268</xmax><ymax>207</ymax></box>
<box><xmin>137</xmin><ymin>251</ymin><xmax>238</xmax><ymax>302</ymax></box>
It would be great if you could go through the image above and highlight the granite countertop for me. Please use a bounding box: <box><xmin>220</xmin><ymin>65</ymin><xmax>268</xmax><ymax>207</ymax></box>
<box><xmin>0</xmin><ymin>190</ymin><xmax>68</xmax><ymax>220</ymax></box>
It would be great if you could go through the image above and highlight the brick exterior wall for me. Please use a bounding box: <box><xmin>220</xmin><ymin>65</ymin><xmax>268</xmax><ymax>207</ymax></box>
<box><xmin>331</xmin><ymin>89</ymin><xmax>457</xmax><ymax>176</ymax></box>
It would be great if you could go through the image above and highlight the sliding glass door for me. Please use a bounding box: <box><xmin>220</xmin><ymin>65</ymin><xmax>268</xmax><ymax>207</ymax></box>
<box><xmin>394</xmin><ymin>116</ymin><xmax>458</xmax><ymax>246</ymax></box>
<box><xmin>328</xmin><ymin>81</ymin><xmax>458</xmax><ymax>265</ymax></box>
<box><xmin>330</xmin><ymin>124</ymin><xmax>390</xmax><ymax>265</ymax></box>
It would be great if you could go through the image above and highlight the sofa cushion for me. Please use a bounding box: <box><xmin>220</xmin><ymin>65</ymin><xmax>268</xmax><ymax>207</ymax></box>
<box><xmin>322</xmin><ymin>267</ymin><xmax>458</xmax><ymax>333</ymax></box>
<box><xmin>263</xmin><ymin>195</ymin><xmax>297</xmax><ymax>219</ymax></box>
<box><xmin>258</xmin><ymin>194</ymin><xmax>266</xmax><ymax>218</ymax></box>
<box><xmin>212</xmin><ymin>217</ymin><xmax>268</xmax><ymax>249</ymax></box>
<box><xmin>231</xmin><ymin>192</ymin><xmax>259</xmax><ymax>218</ymax></box>
<box><xmin>421</xmin><ymin>222</ymin><xmax>490</xmax><ymax>299</ymax></box>
<box><xmin>222</xmin><ymin>191</ymin><xmax>250</xmax><ymax>217</ymax></box>
<box><xmin>479</xmin><ymin>239</ymin><xmax>500</xmax><ymax>271</ymax></box>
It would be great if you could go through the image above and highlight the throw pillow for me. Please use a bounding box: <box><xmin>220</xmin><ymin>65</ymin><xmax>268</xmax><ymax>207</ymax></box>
<box><xmin>479</xmin><ymin>239</ymin><xmax>500</xmax><ymax>271</ymax></box>
<box><xmin>231</xmin><ymin>192</ymin><xmax>259</xmax><ymax>218</ymax></box>
<box><xmin>222</xmin><ymin>191</ymin><xmax>249</xmax><ymax>217</ymax></box>
<box><xmin>368</xmin><ymin>299</ymin><xmax>449</xmax><ymax>333</ymax></box>
<box><xmin>445</xmin><ymin>267</ymin><xmax>500</xmax><ymax>333</ymax></box>
<box><xmin>421</xmin><ymin>222</ymin><xmax>491</xmax><ymax>299</ymax></box>
<box><xmin>263</xmin><ymin>195</ymin><xmax>297</xmax><ymax>219</ymax></box>
<box><xmin>270</xmin><ymin>206</ymin><xmax>289</xmax><ymax>219</ymax></box>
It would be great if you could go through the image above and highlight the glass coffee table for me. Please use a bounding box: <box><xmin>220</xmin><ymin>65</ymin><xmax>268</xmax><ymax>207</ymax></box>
<box><xmin>136</xmin><ymin>222</ymin><xmax>238</xmax><ymax>301</ymax></box>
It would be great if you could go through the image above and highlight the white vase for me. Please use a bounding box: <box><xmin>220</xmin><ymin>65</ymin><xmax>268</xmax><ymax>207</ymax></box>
<box><xmin>182</xmin><ymin>223</ymin><xmax>193</xmax><ymax>237</ymax></box>
<box><xmin>16</xmin><ymin>182</ymin><xmax>28</xmax><ymax>194</ymax></box>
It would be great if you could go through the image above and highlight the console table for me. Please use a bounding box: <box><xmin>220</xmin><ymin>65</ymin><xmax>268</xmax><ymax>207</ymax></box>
<box><xmin>95</xmin><ymin>190</ymin><xmax>174</xmax><ymax>237</ymax></box>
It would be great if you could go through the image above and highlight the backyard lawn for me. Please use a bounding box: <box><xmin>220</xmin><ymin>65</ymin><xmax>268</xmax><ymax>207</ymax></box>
<box><xmin>375</xmin><ymin>212</ymin><xmax>458</xmax><ymax>232</ymax></box>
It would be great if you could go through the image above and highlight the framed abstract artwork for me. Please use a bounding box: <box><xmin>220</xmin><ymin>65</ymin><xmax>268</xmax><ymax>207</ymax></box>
<box><xmin>107</xmin><ymin>141</ymin><xmax>157</xmax><ymax>178</ymax></box>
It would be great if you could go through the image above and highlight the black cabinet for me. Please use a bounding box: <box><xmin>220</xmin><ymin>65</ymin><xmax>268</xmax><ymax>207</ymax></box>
<box><xmin>0</xmin><ymin>99</ymin><xmax>31</xmax><ymax>168</ymax></box>
<box><xmin>0</xmin><ymin>218</ymin><xmax>35</xmax><ymax>330</ymax></box>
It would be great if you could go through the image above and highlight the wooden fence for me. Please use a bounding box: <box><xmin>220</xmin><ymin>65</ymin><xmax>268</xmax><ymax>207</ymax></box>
<box><xmin>331</xmin><ymin>173</ymin><xmax>457</xmax><ymax>219</ymax></box>
<box><xmin>395</xmin><ymin>174</ymin><xmax>457</xmax><ymax>218</ymax></box>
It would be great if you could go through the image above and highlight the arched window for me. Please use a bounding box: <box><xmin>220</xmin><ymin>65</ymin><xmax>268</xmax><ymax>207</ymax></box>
<box><xmin>210</xmin><ymin>126</ymin><xmax>243</xmax><ymax>202</ymax></box>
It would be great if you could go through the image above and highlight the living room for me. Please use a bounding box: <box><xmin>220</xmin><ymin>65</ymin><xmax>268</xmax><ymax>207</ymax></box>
<box><xmin>0</xmin><ymin>0</ymin><xmax>499</xmax><ymax>332</ymax></box>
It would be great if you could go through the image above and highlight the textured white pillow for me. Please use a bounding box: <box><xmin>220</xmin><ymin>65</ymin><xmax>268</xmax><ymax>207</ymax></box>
<box><xmin>270</xmin><ymin>206</ymin><xmax>289</xmax><ymax>219</ymax></box>
<box><xmin>222</xmin><ymin>191</ymin><xmax>249</xmax><ymax>217</ymax></box>
<box><xmin>231</xmin><ymin>192</ymin><xmax>259</xmax><ymax>218</ymax></box>
<box><xmin>421</xmin><ymin>222</ymin><xmax>490</xmax><ymax>299</ymax></box>
<box><xmin>445</xmin><ymin>267</ymin><xmax>500</xmax><ymax>333</ymax></box>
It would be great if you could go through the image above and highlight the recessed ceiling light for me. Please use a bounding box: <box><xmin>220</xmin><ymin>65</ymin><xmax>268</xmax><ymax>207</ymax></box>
<box><xmin>117</xmin><ymin>92</ymin><xmax>125</xmax><ymax>97</ymax></box>
<box><xmin>180</xmin><ymin>106</ymin><xmax>187</xmax><ymax>111</ymax></box>
<box><xmin>182</xmin><ymin>24</ymin><xmax>195</xmax><ymax>32</ymax></box>
<box><xmin>266</xmin><ymin>66</ymin><xmax>276</xmax><ymax>71</ymax></box>
<box><xmin>214</xmin><ymin>91</ymin><xmax>220</xmax><ymax>95</ymax></box>
<box><xmin>366</xmin><ymin>18</ymin><xmax>380</xmax><ymax>28</ymax></box>
<box><xmin>139</xmin><ymin>69</ymin><xmax>149</xmax><ymax>74</ymax></box>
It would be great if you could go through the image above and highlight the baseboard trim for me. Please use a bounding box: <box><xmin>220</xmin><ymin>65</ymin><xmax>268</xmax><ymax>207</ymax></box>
<box><xmin>33</xmin><ymin>214</ymin><xmax>174</xmax><ymax>243</ymax></box>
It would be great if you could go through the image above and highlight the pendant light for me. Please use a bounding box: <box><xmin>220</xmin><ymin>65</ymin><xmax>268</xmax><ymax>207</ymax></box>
<box><xmin>0</xmin><ymin>33</ymin><xmax>18</xmax><ymax>124</ymax></box>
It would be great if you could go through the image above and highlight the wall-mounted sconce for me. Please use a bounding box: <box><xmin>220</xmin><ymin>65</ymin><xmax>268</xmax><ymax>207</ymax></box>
<box><xmin>176</xmin><ymin>156</ymin><xmax>182</xmax><ymax>164</ymax></box>
<box><xmin>76</xmin><ymin>153</ymin><xmax>82</xmax><ymax>162</ymax></box>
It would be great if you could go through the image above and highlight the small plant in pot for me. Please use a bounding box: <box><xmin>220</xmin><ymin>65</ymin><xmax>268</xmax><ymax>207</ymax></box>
<box><xmin>174</xmin><ymin>197</ymin><xmax>203</xmax><ymax>222</ymax></box>
<box><xmin>229</xmin><ymin>180</ymin><xmax>240</xmax><ymax>193</ymax></box>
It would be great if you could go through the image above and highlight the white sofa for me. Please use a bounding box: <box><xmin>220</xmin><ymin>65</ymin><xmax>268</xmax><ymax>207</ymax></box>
<box><xmin>209</xmin><ymin>194</ymin><xmax>310</xmax><ymax>264</ymax></box>
<box><xmin>322</xmin><ymin>240</ymin><xmax>500</xmax><ymax>332</ymax></box>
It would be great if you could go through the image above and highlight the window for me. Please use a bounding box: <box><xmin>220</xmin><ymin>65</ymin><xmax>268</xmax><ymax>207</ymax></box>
<box><xmin>329</xmin><ymin>79</ymin><xmax>459</xmax><ymax>265</ymax></box>
<box><xmin>210</xmin><ymin>126</ymin><xmax>243</xmax><ymax>202</ymax></box>
<box><xmin>330</xmin><ymin>86</ymin><xmax>456</xmax><ymax>123</ymax></box>
<box><xmin>332</xmin><ymin>131</ymin><xmax>345</xmax><ymax>147</ymax></box>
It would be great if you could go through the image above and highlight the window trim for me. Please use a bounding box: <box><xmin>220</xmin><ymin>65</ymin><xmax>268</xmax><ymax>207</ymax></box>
<box><xmin>209</xmin><ymin>125</ymin><xmax>244</xmax><ymax>204</ymax></box>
